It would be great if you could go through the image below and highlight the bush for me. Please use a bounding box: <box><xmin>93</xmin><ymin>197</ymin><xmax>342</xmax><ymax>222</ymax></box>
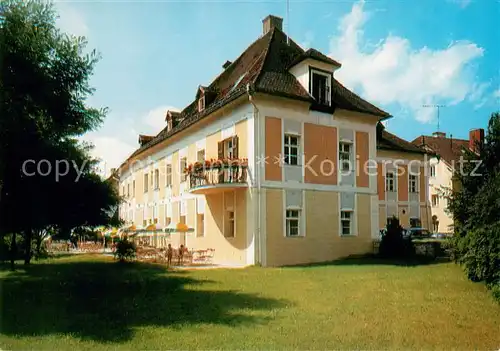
<box><xmin>454</xmin><ymin>225</ymin><xmax>500</xmax><ymax>286</ymax></box>
<box><xmin>379</xmin><ymin>217</ymin><xmax>415</xmax><ymax>259</ymax></box>
<box><xmin>113</xmin><ymin>239</ymin><xmax>136</xmax><ymax>262</ymax></box>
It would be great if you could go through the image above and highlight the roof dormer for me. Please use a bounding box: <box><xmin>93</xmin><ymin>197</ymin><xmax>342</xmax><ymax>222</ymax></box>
<box><xmin>288</xmin><ymin>49</ymin><xmax>342</xmax><ymax>110</ymax></box>
<box><xmin>196</xmin><ymin>85</ymin><xmax>217</xmax><ymax>112</ymax></box>
<box><xmin>165</xmin><ymin>110</ymin><xmax>182</xmax><ymax>132</ymax></box>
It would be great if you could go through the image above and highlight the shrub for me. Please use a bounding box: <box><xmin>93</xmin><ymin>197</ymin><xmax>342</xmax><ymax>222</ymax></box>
<box><xmin>113</xmin><ymin>240</ymin><xmax>136</xmax><ymax>262</ymax></box>
<box><xmin>379</xmin><ymin>216</ymin><xmax>415</xmax><ymax>259</ymax></box>
<box><xmin>454</xmin><ymin>225</ymin><xmax>500</xmax><ymax>286</ymax></box>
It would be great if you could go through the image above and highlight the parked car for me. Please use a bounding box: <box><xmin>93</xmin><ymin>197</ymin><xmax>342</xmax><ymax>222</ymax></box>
<box><xmin>405</xmin><ymin>227</ymin><xmax>431</xmax><ymax>239</ymax></box>
<box><xmin>431</xmin><ymin>232</ymin><xmax>449</xmax><ymax>239</ymax></box>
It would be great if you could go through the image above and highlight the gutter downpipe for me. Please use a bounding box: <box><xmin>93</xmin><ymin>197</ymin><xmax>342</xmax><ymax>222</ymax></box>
<box><xmin>247</xmin><ymin>84</ymin><xmax>262</xmax><ymax>266</ymax></box>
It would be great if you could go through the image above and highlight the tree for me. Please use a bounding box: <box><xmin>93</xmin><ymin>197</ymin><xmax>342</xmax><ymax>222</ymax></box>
<box><xmin>448</xmin><ymin>112</ymin><xmax>500</xmax><ymax>301</ymax></box>
<box><xmin>0</xmin><ymin>0</ymin><xmax>121</xmax><ymax>266</ymax></box>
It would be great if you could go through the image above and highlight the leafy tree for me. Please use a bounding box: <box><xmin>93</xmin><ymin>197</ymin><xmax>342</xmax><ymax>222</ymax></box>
<box><xmin>448</xmin><ymin>112</ymin><xmax>500</xmax><ymax>301</ymax></box>
<box><xmin>0</xmin><ymin>0</ymin><xmax>121</xmax><ymax>267</ymax></box>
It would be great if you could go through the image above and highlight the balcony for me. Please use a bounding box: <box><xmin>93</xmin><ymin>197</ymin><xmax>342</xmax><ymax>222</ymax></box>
<box><xmin>186</xmin><ymin>159</ymin><xmax>248</xmax><ymax>195</ymax></box>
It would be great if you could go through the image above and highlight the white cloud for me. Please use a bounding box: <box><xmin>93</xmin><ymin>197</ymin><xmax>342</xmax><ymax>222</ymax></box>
<box><xmin>55</xmin><ymin>3</ymin><xmax>89</xmax><ymax>37</ymax></box>
<box><xmin>143</xmin><ymin>105</ymin><xmax>180</xmax><ymax>133</ymax></box>
<box><xmin>329</xmin><ymin>0</ymin><xmax>485</xmax><ymax>123</ymax></box>
<box><xmin>447</xmin><ymin>0</ymin><xmax>472</xmax><ymax>9</ymax></box>
<box><xmin>493</xmin><ymin>89</ymin><xmax>500</xmax><ymax>99</ymax></box>
<box><xmin>83</xmin><ymin>134</ymin><xmax>136</xmax><ymax>177</ymax></box>
<box><xmin>81</xmin><ymin>105</ymin><xmax>180</xmax><ymax>177</ymax></box>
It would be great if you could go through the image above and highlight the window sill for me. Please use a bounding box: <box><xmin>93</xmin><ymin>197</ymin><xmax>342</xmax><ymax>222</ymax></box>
<box><xmin>285</xmin><ymin>235</ymin><xmax>305</xmax><ymax>238</ymax></box>
<box><xmin>340</xmin><ymin>234</ymin><xmax>358</xmax><ymax>237</ymax></box>
<box><xmin>283</xmin><ymin>164</ymin><xmax>301</xmax><ymax>167</ymax></box>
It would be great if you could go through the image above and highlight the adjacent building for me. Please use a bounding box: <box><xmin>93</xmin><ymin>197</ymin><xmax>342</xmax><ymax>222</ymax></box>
<box><xmin>411</xmin><ymin>129</ymin><xmax>484</xmax><ymax>233</ymax></box>
<box><xmin>117</xmin><ymin>15</ymin><xmax>431</xmax><ymax>266</ymax></box>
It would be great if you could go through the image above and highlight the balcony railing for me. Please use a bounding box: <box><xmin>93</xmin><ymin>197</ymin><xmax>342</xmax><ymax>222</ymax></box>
<box><xmin>186</xmin><ymin>162</ymin><xmax>248</xmax><ymax>193</ymax></box>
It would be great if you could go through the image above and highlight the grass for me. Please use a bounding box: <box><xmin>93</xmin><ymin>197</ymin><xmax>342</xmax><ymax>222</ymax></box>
<box><xmin>1</xmin><ymin>255</ymin><xmax>499</xmax><ymax>350</ymax></box>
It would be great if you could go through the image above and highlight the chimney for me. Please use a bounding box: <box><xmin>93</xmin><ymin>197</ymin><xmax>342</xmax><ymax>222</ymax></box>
<box><xmin>262</xmin><ymin>15</ymin><xmax>283</xmax><ymax>35</ymax></box>
<box><xmin>432</xmin><ymin>131</ymin><xmax>446</xmax><ymax>138</ymax></box>
<box><xmin>469</xmin><ymin>128</ymin><xmax>484</xmax><ymax>153</ymax></box>
<box><xmin>222</xmin><ymin>60</ymin><xmax>232</xmax><ymax>69</ymax></box>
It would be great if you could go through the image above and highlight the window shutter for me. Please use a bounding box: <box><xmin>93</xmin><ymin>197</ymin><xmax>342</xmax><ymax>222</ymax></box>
<box><xmin>232</xmin><ymin>135</ymin><xmax>239</xmax><ymax>159</ymax></box>
<box><xmin>218</xmin><ymin>141</ymin><xmax>224</xmax><ymax>159</ymax></box>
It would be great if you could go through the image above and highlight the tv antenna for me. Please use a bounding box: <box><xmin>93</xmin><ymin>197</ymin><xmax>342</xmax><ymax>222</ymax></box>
<box><xmin>286</xmin><ymin>0</ymin><xmax>290</xmax><ymax>45</ymax></box>
<box><xmin>422</xmin><ymin>104</ymin><xmax>446</xmax><ymax>132</ymax></box>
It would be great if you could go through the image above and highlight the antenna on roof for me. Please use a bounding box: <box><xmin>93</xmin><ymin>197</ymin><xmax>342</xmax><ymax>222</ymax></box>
<box><xmin>422</xmin><ymin>104</ymin><xmax>446</xmax><ymax>132</ymax></box>
<box><xmin>286</xmin><ymin>0</ymin><xmax>290</xmax><ymax>45</ymax></box>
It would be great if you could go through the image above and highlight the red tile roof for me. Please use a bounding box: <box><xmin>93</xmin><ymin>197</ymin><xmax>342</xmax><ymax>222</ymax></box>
<box><xmin>124</xmin><ymin>26</ymin><xmax>391</xmax><ymax>163</ymax></box>
<box><xmin>412</xmin><ymin>135</ymin><xmax>469</xmax><ymax>166</ymax></box>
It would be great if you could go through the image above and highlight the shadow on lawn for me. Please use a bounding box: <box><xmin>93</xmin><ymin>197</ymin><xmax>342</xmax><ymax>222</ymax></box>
<box><xmin>0</xmin><ymin>259</ymin><xmax>287</xmax><ymax>343</ymax></box>
<box><xmin>288</xmin><ymin>255</ymin><xmax>450</xmax><ymax>268</ymax></box>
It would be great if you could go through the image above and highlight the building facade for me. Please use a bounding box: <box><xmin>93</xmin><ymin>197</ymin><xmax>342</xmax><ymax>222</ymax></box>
<box><xmin>412</xmin><ymin>129</ymin><xmax>484</xmax><ymax>233</ymax></box>
<box><xmin>117</xmin><ymin>15</ymin><xmax>431</xmax><ymax>266</ymax></box>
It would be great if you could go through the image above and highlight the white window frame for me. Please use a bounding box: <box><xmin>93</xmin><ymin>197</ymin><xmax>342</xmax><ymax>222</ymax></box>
<box><xmin>284</xmin><ymin>134</ymin><xmax>300</xmax><ymax>166</ymax></box>
<box><xmin>339</xmin><ymin>141</ymin><xmax>352</xmax><ymax>173</ymax></box>
<box><xmin>285</xmin><ymin>208</ymin><xmax>301</xmax><ymax>237</ymax></box>
<box><xmin>310</xmin><ymin>69</ymin><xmax>331</xmax><ymax>106</ymax></box>
<box><xmin>198</xmin><ymin>96</ymin><xmax>205</xmax><ymax>112</ymax></box>
<box><xmin>430</xmin><ymin>165</ymin><xmax>436</xmax><ymax>178</ymax></box>
<box><xmin>180</xmin><ymin>157</ymin><xmax>187</xmax><ymax>182</ymax></box>
<box><xmin>409</xmin><ymin>174</ymin><xmax>418</xmax><ymax>193</ymax></box>
<box><xmin>340</xmin><ymin>210</ymin><xmax>354</xmax><ymax>236</ymax></box>
<box><xmin>154</xmin><ymin>169</ymin><xmax>159</xmax><ymax>190</ymax></box>
<box><xmin>197</xmin><ymin>149</ymin><xmax>206</xmax><ymax>163</ymax></box>
<box><xmin>431</xmin><ymin>194</ymin><xmax>439</xmax><ymax>207</ymax></box>
<box><xmin>224</xmin><ymin>139</ymin><xmax>234</xmax><ymax>159</ymax></box>
<box><xmin>386</xmin><ymin>171</ymin><xmax>395</xmax><ymax>192</ymax></box>
<box><xmin>165</xmin><ymin>164</ymin><xmax>172</xmax><ymax>187</ymax></box>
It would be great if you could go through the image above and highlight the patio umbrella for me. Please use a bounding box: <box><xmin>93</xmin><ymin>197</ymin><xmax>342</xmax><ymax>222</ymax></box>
<box><xmin>163</xmin><ymin>222</ymin><xmax>194</xmax><ymax>233</ymax></box>
<box><xmin>164</xmin><ymin>222</ymin><xmax>195</xmax><ymax>248</ymax></box>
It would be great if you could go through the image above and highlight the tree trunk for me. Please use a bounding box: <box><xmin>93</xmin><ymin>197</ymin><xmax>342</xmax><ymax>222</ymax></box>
<box><xmin>10</xmin><ymin>232</ymin><xmax>16</xmax><ymax>270</ymax></box>
<box><xmin>35</xmin><ymin>233</ymin><xmax>42</xmax><ymax>260</ymax></box>
<box><xmin>24</xmin><ymin>229</ymin><xmax>32</xmax><ymax>265</ymax></box>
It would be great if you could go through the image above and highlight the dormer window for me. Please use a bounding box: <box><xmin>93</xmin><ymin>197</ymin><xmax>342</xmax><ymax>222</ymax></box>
<box><xmin>310</xmin><ymin>69</ymin><xmax>331</xmax><ymax>106</ymax></box>
<box><xmin>198</xmin><ymin>96</ymin><xmax>205</xmax><ymax>112</ymax></box>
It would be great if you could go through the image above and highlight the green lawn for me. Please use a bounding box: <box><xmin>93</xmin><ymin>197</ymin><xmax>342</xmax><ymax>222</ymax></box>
<box><xmin>1</xmin><ymin>255</ymin><xmax>499</xmax><ymax>350</ymax></box>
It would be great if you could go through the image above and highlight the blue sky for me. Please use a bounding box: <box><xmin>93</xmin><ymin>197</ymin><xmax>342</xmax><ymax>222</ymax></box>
<box><xmin>55</xmin><ymin>0</ymin><xmax>500</xmax><ymax>174</ymax></box>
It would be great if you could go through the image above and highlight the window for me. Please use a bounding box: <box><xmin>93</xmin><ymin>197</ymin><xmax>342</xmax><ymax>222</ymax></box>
<box><xmin>180</xmin><ymin>157</ymin><xmax>187</xmax><ymax>182</ymax></box>
<box><xmin>133</xmin><ymin>180</ymin><xmax>135</xmax><ymax>196</ymax></box>
<box><xmin>143</xmin><ymin>219</ymin><xmax>147</xmax><ymax>227</ymax></box>
<box><xmin>339</xmin><ymin>142</ymin><xmax>351</xmax><ymax>172</ymax></box>
<box><xmin>197</xmin><ymin>149</ymin><xmax>205</xmax><ymax>163</ymax></box>
<box><xmin>432</xmin><ymin>194</ymin><xmax>439</xmax><ymax>207</ymax></box>
<box><xmin>165</xmin><ymin>217</ymin><xmax>171</xmax><ymax>226</ymax></box>
<box><xmin>143</xmin><ymin>173</ymin><xmax>148</xmax><ymax>193</ymax></box>
<box><xmin>122</xmin><ymin>186</ymin><xmax>125</xmax><ymax>196</ymax></box>
<box><xmin>154</xmin><ymin>169</ymin><xmax>159</xmax><ymax>190</ymax></box>
<box><xmin>386</xmin><ymin>172</ymin><xmax>395</xmax><ymax>192</ymax></box>
<box><xmin>127</xmin><ymin>184</ymin><xmax>130</xmax><ymax>197</ymax></box>
<box><xmin>285</xmin><ymin>209</ymin><xmax>300</xmax><ymax>236</ymax></box>
<box><xmin>198</xmin><ymin>96</ymin><xmax>205</xmax><ymax>112</ymax></box>
<box><xmin>284</xmin><ymin>134</ymin><xmax>299</xmax><ymax>165</ymax></box>
<box><xmin>224</xmin><ymin>139</ymin><xmax>234</xmax><ymax>158</ymax></box>
<box><xmin>179</xmin><ymin>215</ymin><xmax>186</xmax><ymax>225</ymax></box>
<box><xmin>430</xmin><ymin>165</ymin><xmax>436</xmax><ymax>177</ymax></box>
<box><xmin>154</xmin><ymin>218</ymin><xmax>158</xmax><ymax>224</ymax></box>
<box><xmin>197</xmin><ymin>214</ymin><xmax>204</xmax><ymax>237</ymax></box>
<box><xmin>166</xmin><ymin>164</ymin><xmax>172</xmax><ymax>186</ymax></box>
<box><xmin>218</xmin><ymin>136</ymin><xmax>239</xmax><ymax>160</ymax></box>
<box><xmin>311</xmin><ymin>71</ymin><xmax>330</xmax><ymax>106</ymax></box>
<box><xmin>224</xmin><ymin>211</ymin><xmax>235</xmax><ymax>237</ymax></box>
<box><xmin>409</xmin><ymin>175</ymin><xmax>418</xmax><ymax>193</ymax></box>
<box><xmin>341</xmin><ymin>210</ymin><xmax>353</xmax><ymax>235</ymax></box>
